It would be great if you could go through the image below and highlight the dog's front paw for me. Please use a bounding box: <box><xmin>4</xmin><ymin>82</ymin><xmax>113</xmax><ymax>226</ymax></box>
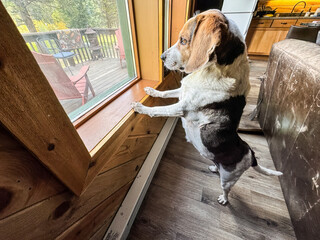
<box><xmin>218</xmin><ymin>195</ymin><xmax>228</xmax><ymax>205</ymax></box>
<box><xmin>131</xmin><ymin>102</ymin><xmax>144</xmax><ymax>114</ymax></box>
<box><xmin>144</xmin><ymin>87</ymin><xmax>158</xmax><ymax>97</ymax></box>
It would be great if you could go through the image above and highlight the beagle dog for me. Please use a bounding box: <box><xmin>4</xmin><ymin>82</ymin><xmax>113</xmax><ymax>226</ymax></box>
<box><xmin>131</xmin><ymin>9</ymin><xmax>282</xmax><ymax>205</ymax></box>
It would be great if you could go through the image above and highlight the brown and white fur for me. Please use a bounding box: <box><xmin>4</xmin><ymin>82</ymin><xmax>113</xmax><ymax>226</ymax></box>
<box><xmin>131</xmin><ymin>9</ymin><xmax>282</xmax><ymax>205</ymax></box>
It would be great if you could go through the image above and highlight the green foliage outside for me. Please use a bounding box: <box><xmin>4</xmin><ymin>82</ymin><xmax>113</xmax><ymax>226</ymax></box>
<box><xmin>2</xmin><ymin>0</ymin><xmax>119</xmax><ymax>33</ymax></box>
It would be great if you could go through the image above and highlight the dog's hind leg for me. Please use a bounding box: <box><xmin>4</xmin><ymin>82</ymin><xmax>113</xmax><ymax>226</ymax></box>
<box><xmin>218</xmin><ymin>175</ymin><xmax>240</xmax><ymax>205</ymax></box>
<box><xmin>217</xmin><ymin>152</ymin><xmax>252</xmax><ymax>205</ymax></box>
<box><xmin>208</xmin><ymin>164</ymin><xmax>218</xmax><ymax>173</ymax></box>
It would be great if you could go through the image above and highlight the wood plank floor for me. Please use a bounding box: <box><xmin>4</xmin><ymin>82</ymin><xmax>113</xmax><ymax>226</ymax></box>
<box><xmin>127</xmin><ymin>60</ymin><xmax>296</xmax><ymax>240</ymax></box>
<box><xmin>239</xmin><ymin>60</ymin><xmax>267</xmax><ymax>132</ymax></box>
<box><xmin>60</xmin><ymin>58</ymin><xmax>128</xmax><ymax>114</ymax></box>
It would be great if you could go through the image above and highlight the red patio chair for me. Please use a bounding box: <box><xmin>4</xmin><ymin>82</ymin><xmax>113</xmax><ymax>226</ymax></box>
<box><xmin>115</xmin><ymin>29</ymin><xmax>126</xmax><ymax>68</ymax></box>
<box><xmin>31</xmin><ymin>51</ymin><xmax>95</xmax><ymax>105</ymax></box>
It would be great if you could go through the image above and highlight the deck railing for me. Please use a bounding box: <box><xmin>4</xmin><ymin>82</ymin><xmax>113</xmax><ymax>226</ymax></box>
<box><xmin>22</xmin><ymin>28</ymin><xmax>120</xmax><ymax>64</ymax></box>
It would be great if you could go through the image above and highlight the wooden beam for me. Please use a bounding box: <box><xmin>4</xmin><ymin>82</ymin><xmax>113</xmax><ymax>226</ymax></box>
<box><xmin>0</xmin><ymin>124</ymin><xmax>66</xmax><ymax>220</ymax></box>
<box><xmin>0</xmin><ymin>2</ymin><xmax>91</xmax><ymax>195</ymax></box>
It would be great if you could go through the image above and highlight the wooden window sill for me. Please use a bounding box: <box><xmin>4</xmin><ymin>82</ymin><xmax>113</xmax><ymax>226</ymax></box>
<box><xmin>76</xmin><ymin>79</ymin><xmax>159</xmax><ymax>152</ymax></box>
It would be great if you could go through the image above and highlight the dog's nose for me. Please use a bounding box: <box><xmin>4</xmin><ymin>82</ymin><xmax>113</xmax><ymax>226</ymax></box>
<box><xmin>160</xmin><ymin>53</ymin><xmax>166</xmax><ymax>61</ymax></box>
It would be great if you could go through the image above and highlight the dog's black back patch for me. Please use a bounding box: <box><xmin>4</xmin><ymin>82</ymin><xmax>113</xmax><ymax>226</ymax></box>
<box><xmin>200</xmin><ymin>95</ymin><xmax>249</xmax><ymax>166</ymax></box>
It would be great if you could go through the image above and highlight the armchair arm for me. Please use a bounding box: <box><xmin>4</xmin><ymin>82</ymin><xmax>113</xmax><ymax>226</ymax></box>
<box><xmin>70</xmin><ymin>65</ymin><xmax>90</xmax><ymax>84</ymax></box>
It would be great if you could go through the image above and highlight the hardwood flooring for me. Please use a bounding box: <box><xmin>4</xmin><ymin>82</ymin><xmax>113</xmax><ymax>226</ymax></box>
<box><xmin>127</xmin><ymin>60</ymin><xmax>296</xmax><ymax>240</ymax></box>
<box><xmin>239</xmin><ymin>60</ymin><xmax>267</xmax><ymax>132</ymax></box>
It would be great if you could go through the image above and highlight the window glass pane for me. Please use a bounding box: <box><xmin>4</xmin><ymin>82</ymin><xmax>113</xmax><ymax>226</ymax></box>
<box><xmin>3</xmin><ymin>0</ymin><xmax>136</xmax><ymax>122</ymax></box>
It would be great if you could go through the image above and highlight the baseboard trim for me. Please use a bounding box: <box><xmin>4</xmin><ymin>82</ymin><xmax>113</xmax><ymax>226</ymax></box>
<box><xmin>104</xmin><ymin>117</ymin><xmax>178</xmax><ymax>240</ymax></box>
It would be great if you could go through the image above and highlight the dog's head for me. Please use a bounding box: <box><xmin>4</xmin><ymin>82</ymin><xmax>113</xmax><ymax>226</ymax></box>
<box><xmin>161</xmin><ymin>9</ymin><xmax>245</xmax><ymax>73</ymax></box>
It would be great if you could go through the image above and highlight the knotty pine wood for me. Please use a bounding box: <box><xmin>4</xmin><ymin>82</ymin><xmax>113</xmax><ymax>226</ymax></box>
<box><xmin>0</xmin><ymin>71</ymin><xmax>181</xmax><ymax>240</ymax></box>
<box><xmin>55</xmin><ymin>181</ymin><xmax>132</xmax><ymax>240</ymax></box>
<box><xmin>0</xmin><ymin>157</ymin><xmax>144</xmax><ymax>240</ymax></box>
<box><xmin>0</xmin><ymin>124</ymin><xmax>65</xmax><ymax>220</ymax></box>
<box><xmin>101</xmin><ymin>135</ymin><xmax>157</xmax><ymax>173</ymax></box>
<box><xmin>0</xmin><ymin>1</ymin><xmax>91</xmax><ymax>196</ymax></box>
<box><xmin>0</xmin><ymin>78</ymin><xmax>173</xmax><ymax>220</ymax></box>
<box><xmin>128</xmin><ymin>121</ymin><xmax>296</xmax><ymax>240</ymax></box>
<box><xmin>130</xmin><ymin>115</ymin><xmax>166</xmax><ymax>136</ymax></box>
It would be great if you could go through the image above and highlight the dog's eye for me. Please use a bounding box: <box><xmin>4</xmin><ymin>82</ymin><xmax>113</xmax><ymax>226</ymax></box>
<box><xmin>180</xmin><ymin>38</ymin><xmax>187</xmax><ymax>45</ymax></box>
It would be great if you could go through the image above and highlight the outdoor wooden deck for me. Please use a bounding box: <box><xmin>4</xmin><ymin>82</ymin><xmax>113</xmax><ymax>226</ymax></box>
<box><xmin>60</xmin><ymin>58</ymin><xmax>129</xmax><ymax>114</ymax></box>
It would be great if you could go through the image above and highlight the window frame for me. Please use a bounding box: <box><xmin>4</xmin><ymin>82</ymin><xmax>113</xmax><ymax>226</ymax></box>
<box><xmin>72</xmin><ymin>0</ymin><xmax>142</xmax><ymax>128</ymax></box>
<box><xmin>0</xmin><ymin>0</ymin><xmax>164</xmax><ymax>195</ymax></box>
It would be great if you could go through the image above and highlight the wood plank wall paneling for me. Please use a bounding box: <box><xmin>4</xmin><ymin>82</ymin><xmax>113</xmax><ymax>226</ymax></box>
<box><xmin>170</xmin><ymin>0</ymin><xmax>188</xmax><ymax>46</ymax></box>
<box><xmin>0</xmin><ymin>72</ymin><xmax>181</xmax><ymax>240</ymax></box>
<box><xmin>101</xmin><ymin>135</ymin><xmax>157</xmax><ymax>173</ymax></box>
<box><xmin>0</xmin><ymin>2</ymin><xmax>91</xmax><ymax>196</ymax></box>
<box><xmin>55</xmin><ymin>182</ymin><xmax>132</xmax><ymax>240</ymax></box>
<box><xmin>83</xmin><ymin>73</ymin><xmax>180</xmax><ymax>190</ymax></box>
<box><xmin>133</xmin><ymin>0</ymin><xmax>159</xmax><ymax>81</ymax></box>
<box><xmin>0</xmin><ymin>152</ymin><xmax>144</xmax><ymax>239</ymax></box>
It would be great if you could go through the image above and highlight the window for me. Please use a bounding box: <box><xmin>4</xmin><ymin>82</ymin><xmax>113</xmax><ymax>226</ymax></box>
<box><xmin>0</xmin><ymin>0</ymin><xmax>166</xmax><ymax>196</ymax></box>
<box><xmin>3</xmin><ymin>0</ymin><xmax>137</xmax><ymax>122</ymax></box>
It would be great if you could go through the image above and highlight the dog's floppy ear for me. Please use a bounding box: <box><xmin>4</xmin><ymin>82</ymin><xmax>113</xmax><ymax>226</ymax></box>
<box><xmin>185</xmin><ymin>15</ymin><xmax>226</xmax><ymax>73</ymax></box>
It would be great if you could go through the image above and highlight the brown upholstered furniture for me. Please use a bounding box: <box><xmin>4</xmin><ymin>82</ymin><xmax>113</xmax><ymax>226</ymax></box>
<box><xmin>258</xmin><ymin>39</ymin><xmax>320</xmax><ymax>240</ymax></box>
<box><xmin>286</xmin><ymin>25</ymin><xmax>320</xmax><ymax>43</ymax></box>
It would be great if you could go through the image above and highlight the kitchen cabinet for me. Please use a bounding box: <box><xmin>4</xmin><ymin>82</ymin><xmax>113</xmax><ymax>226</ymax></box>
<box><xmin>250</xmin><ymin>19</ymin><xmax>272</xmax><ymax>27</ymax></box>
<box><xmin>246</xmin><ymin>18</ymin><xmax>319</xmax><ymax>57</ymax></box>
<box><xmin>271</xmin><ymin>19</ymin><xmax>297</xmax><ymax>27</ymax></box>
<box><xmin>246</xmin><ymin>27</ymin><xmax>288</xmax><ymax>56</ymax></box>
<box><xmin>296</xmin><ymin>18</ymin><xmax>318</xmax><ymax>25</ymax></box>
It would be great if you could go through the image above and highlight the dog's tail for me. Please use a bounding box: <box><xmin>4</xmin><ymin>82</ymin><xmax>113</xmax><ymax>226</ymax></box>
<box><xmin>250</xmin><ymin>148</ymin><xmax>283</xmax><ymax>176</ymax></box>
<box><xmin>252</xmin><ymin>164</ymin><xmax>283</xmax><ymax>176</ymax></box>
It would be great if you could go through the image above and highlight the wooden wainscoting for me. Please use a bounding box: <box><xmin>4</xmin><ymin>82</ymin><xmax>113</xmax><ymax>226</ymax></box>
<box><xmin>0</xmin><ymin>72</ymin><xmax>182</xmax><ymax>240</ymax></box>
